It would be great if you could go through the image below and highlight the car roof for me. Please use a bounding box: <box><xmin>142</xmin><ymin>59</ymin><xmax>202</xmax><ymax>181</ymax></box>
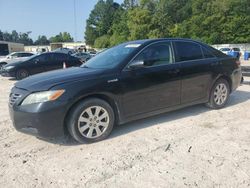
<box><xmin>10</xmin><ymin>51</ymin><xmax>33</xmax><ymax>54</ymax></box>
<box><xmin>42</xmin><ymin>52</ymin><xmax>69</xmax><ymax>55</ymax></box>
<box><xmin>123</xmin><ymin>38</ymin><xmax>205</xmax><ymax>46</ymax></box>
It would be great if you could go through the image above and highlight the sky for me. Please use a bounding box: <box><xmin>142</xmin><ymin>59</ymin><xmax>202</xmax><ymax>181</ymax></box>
<box><xmin>0</xmin><ymin>0</ymin><xmax>124</xmax><ymax>42</ymax></box>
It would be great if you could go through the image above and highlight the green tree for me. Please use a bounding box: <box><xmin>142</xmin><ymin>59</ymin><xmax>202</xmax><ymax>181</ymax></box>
<box><xmin>94</xmin><ymin>35</ymin><xmax>110</xmax><ymax>48</ymax></box>
<box><xmin>122</xmin><ymin>0</ymin><xmax>138</xmax><ymax>9</ymax></box>
<box><xmin>85</xmin><ymin>0</ymin><xmax>250</xmax><ymax>47</ymax></box>
<box><xmin>34</xmin><ymin>35</ymin><xmax>50</xmax><ymax>45</ymax></box>
<box><xmin>50</xmin><ymin>32</ymin><xmax>73</xmax><ymax>43</ymax></box>
<box><xmin>11</xmin><ymin>30</ymin><xmax>19</xmax><ymax>42</ymax></box>
<box><xmin>0</xmin><ymin>30</ymin><xmax>3</xmax><ymax>40</ymax></box>
<box><xmin>84</xmin><ymin>0</ymin><xmax>120</xmax><ymax>45</ymax></box>
<box><xmin>127</xmin><ymin>8</ymin><xmax>152</xmax><ymax>40</ymax></box>
<box><xmin>109</xmin><ymin>8</ymin><xmax>129</xmax><ymax>46</ymax></box>
<box><xmin>18</xmin><ymin>32</ymin><xmax>33</xmax><ymax>45</ymax></box>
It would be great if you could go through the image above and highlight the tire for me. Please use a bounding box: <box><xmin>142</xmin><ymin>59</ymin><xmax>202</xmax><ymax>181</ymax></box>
<box><xmin>0</xmin><ymin>63</ymin><xmax>7</xmax><ymax>71</ymax></box>
<box><xmin>67</xmin><ymin>98</ymin><xmax>115</xmax><ymax>143</ymax></box>
<box><xmin>206</xmin><ymin>78</ymin><xmax>230</xmax><ymax>109</ymax></box>
<box><xmin>15</xmin><ymin>69</ymin><xmax>29</xmax><ymax>80</ymax></box>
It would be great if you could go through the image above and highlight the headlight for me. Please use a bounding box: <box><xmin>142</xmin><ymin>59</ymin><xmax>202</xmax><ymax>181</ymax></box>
<box><xmin>5</xmin><ymin>66</ymin><xmax>15</xmax><ymax>70</ymax></box>
<box><xmin>21</xmin><ymin>90</ymin><xmax>65</xmax><ymax>105</ymax></box>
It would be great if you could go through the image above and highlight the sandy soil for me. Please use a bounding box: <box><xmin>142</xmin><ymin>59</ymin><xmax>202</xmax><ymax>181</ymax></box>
<box><xmin>0</xmin><ymin>76</ymin><xmax>250</xmax><ymax>188</ymax></box>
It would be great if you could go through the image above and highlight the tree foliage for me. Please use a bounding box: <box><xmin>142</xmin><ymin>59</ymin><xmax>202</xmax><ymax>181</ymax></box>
<box><xmin>0</xmin><ymin>30</ymin><xmax>74</xmax><ymax>45</ymax></box>
<box><xmin>84</xmin><ymin>0</ymin><xmax>120</xmax><ymax>46</ymax></box>
<box><xmin>0</xmin><ymin>30</ymin><xmax>33</xmax><ymax>45</ymax></box>
<box><xmin>49</xmin><ymin>32</ymin><xmax>74</xmax><ymax>43</ymax></box>
<box><xmin>34</xmin><ymin>35</ymin><xmax>50</xmax><ymax>45</ymax></box>
<box><xmin>85</xmin><ymin>0</ymin><xmax>250</xmax><ymax>48</ymax></box>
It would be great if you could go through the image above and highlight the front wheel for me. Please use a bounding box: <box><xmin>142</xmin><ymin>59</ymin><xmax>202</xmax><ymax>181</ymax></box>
<box><xmin>206</xmin><ymin>79</ymin><xmax>230</xmax><ymax>109</ymax></box>
<box><xmin>0</xmin><ymin>63</ymin><xmax>7</xmax><ymax>71</ymax></box>
<box><xmin>16</xmin><ymin>69</ymin><xmax>29</xmax><ymax>80</ymax></box>
<box><xmin>67</xmin><ymin>98</ymin><xmax>115</xmax><ymax>143</ymax></box>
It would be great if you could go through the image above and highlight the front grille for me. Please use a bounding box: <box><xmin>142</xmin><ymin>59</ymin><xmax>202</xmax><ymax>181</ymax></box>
<box><xmin>9</xmin><ymin>93</ymin><xmax>22</xmax><ymax>106</ymax></box>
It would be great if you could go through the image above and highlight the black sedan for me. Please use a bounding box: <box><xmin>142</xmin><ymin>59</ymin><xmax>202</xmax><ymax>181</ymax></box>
<box><xmin>1</xmin><ymin>52</ymin><xmax>82</xmax><ymax>80</ymax></box>
<box><xmin>9</xmin><ymin>38</ymin><xmax>242</xmax><ymax>143</ymax></box>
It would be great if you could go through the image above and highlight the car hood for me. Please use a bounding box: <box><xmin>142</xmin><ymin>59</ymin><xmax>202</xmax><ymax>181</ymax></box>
<box><xmin>15</xmin><ymin>67</ymin><xmax>105</xmax><ymax>91</ymax></box>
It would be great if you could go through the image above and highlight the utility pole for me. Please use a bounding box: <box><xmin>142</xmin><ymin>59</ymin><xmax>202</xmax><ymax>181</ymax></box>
<box><xmin>74</xmin><ymin>0</ymin><xmax>77</xmax><ymax>42</ymax></box>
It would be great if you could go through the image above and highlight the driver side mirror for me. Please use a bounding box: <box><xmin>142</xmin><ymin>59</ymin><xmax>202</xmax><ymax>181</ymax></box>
<box><xmin>128</xmin><ymin>60</ymin><xmax>145</xmax><ymax>69</ymax></box>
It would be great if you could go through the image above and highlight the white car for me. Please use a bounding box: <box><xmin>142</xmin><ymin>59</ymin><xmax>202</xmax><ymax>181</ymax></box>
<box><xmin>219</xmin><ymin>48</ymin><xmax>231</xmax><ymax>54</ymax></box>
<box><xmin>0</xmin><ymin>52</ymin><xmax>34</xmax><ymax>70</ymax></box>
<box><xmin>53</xmin><ymin>48</ymin><xmax>76</xmax><ymax>55</ymax></box>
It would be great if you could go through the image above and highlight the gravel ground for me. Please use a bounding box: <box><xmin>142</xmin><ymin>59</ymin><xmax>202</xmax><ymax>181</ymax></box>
<box><xmin>0</xmin><ymin>76</ymin><xmax>250</xmax><ymax>188</ymax></box>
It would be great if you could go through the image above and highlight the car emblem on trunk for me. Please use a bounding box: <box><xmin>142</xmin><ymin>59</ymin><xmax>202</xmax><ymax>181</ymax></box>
<box><xmin>107</xmin><ymin>78</ymin><xmax>118</xmax><ymax>83</ymax></box>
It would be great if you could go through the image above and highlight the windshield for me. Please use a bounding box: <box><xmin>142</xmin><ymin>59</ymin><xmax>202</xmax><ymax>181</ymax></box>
<box><xmin>82</xmin><ymin>43</ymin><xmax>141</xmax><ymax>69</ymax></box>
<box><xmin>25</xmin><ymin>54</ymin><xmax>40</xmax><ymax>61</ymax></box>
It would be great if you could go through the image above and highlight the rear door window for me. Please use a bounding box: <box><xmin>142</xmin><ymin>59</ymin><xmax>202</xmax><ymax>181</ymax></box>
<box><xmin>22</xmin><ymin>53</ymin><xmax>33</xmax><ymax>57</ymax></box>
<box><xmin>174</xmin><ymin>41</ymin><xmax>203</xmax><ymax>62</ymax></box>
<box><xmin>53</xmin><ymin>53</ymin><xmax>68</xmax><ymax>61</ymax></box>
<box><xmin>36</xmin><ymin>54</ymin><xmax>51</xmax><ymax>62</ymax></box>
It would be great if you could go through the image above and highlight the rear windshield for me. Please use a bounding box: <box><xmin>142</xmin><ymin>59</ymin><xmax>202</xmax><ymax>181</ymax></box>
<box><xmin>206</xmin><ymin>45</ymin><xmax>228</xmax><ymax>58</ymax></box>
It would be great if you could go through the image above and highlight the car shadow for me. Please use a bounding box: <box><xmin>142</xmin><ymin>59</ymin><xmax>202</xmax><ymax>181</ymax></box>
<box><xmin>242</xmin><ymin>80</ymin><xmax>250</xmax><ymax>85</ymax></box>
<box><xmin>8</xmin><ymin>78</ymin><xmax>17</xmax><ymax>81</ymax></box>
<box><xmin>110</xmin><ymin>90</ymin><xmax>250</xmax><ymax>140</ymax></box>
<box><xmin>39</xmin><ymin>90</ymin><xmax>250</xmax><ymax>146</ymax></box>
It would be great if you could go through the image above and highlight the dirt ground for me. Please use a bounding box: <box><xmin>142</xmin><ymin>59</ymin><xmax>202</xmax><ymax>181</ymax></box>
<box><xmin>0</xmin><ymin>76</ymin><xmax>250</xmax><ymax>188</ymax></box>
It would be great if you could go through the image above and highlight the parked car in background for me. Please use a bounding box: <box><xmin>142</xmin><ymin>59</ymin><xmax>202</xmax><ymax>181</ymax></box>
<box><xmin>0</xmin><ymin>52</ymin><xmax>34</xmax><ymax>71</ymax></box>
<box><xmin>231</xmin><ymin>48</ymin><xmax>241</xmax><ymax>58</ymax></box>
<box><xmin>72</xmin><ymin>52</ymin><xmax>91</xmax><ymax>63</ymax></box>
<box><xmin>89</xmin><ymin>51</ymin><xmax>97</xmax><ymax>57</ymax></box>
<box><xmin>219</xmin><ymin>47</ymin><xmax>241</xmax><ymax>59</ymax></box>
<box><xmin>54</xmin><ymin>47</ymin><xmax>76</xmax><ymax>55</ymax></box>
<box><xmin>36</xmin><ymin>47</ymin><xmax>49</xmax><ymax>53</ymax></box>
<box><xmin>8</xmin><ymin>38</ymin><xmax>242</xmax><ymax>143</ymax></box>
<box><xmin>1</xmin><ymin>52</ymin><xmax>82</xmax><ymax>80</ymax></box>
<box><xmin>219</xmin><ymin>48</ymin><xmax>231</xmax><ymax>54</ymax></box>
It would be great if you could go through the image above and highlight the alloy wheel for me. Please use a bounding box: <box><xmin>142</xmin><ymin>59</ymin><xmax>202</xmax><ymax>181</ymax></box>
<box><xmin>17</xmin><ymin>70</ymin><xmax>29</xmax><ymax>80</ymax></box>
<box><xmin>77</xmin><ymin>106</ymin><xmax>109</xmax><ymax>139</ymax></box>
<box><xmin>214</xmin><ymin>83</ymin><xmax>228</xmax><ymax>105</ymax></box>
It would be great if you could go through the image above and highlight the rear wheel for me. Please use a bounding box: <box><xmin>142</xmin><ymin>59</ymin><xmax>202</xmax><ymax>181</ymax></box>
<box><xmin>206</xmin><ymin>79</ymin><xmax>230</xmax><ymax>109</ymax></box>
<box><xmin>16</xmin><ymin>69</ymin><xmax>29</xmax><ymax>80</ymax></box>
<box><xmin>67</xmin><ymin>98</ymin><xmax>115</xmax><ymax>143</ymax></box>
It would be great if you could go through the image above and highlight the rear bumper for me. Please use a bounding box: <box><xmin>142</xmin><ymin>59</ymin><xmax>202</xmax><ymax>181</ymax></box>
<box><xmin>231</xmin><ymin>68</ymin><xmax>242</xmax><ymax>91</ymax></box>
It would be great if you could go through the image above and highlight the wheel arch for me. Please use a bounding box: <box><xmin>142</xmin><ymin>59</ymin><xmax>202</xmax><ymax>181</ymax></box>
<box><xmin>217</xmin><ymin>75</ymin><xmax>232</xmax><ymax>93</ymax></box>
<box><xmin>63</xmin><ymin>93</ymin><xmax>121</xmax><ymax>135</ymax></box>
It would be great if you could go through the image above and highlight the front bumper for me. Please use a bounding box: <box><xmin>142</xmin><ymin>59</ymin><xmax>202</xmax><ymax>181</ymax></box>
<box><xmin>9</xmin><ymin>87</ymin><xmax>69</xmax><ymax>139</ymax></box>
<box><xmin>0</xmin><ymin>69</ymin><xmax>15</xmax><ymax>77</ymax></box>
